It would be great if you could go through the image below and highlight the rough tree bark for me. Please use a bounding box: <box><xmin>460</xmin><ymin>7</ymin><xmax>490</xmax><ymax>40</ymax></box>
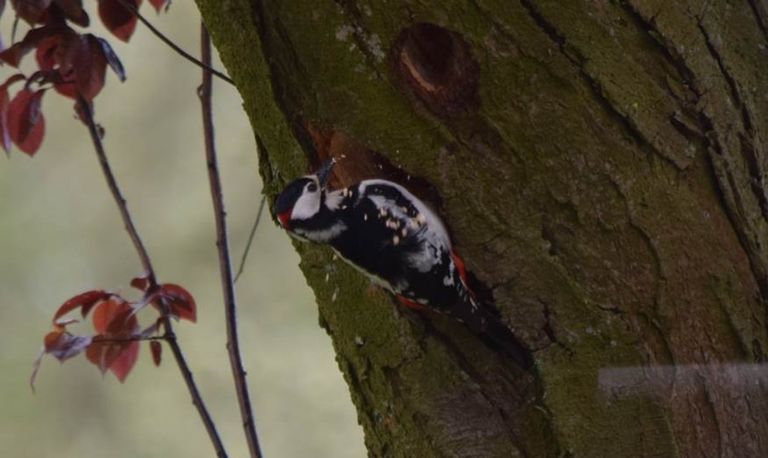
<box><xmin>195</xmin><ymin>1</ymin><xmax>768</xmax><ymax>456</ymax></box>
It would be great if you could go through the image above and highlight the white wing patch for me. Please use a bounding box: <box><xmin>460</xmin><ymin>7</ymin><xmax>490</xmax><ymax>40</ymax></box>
<box><xmin>358</xmin><ymin>180</ymin><xmax>450</xmax><ymax>242</ymax></box>
<box><xmin>359</xmin><ymin>179</ymin><xmax>451</xmax><ymax>273</ymax></box>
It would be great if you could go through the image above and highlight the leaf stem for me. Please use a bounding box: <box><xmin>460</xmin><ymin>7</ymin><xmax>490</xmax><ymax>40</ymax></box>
<box><xmin>198</xmin><ymin>24</ymin><xmax>264</xmax><ymax>458</ymax></box>
<box><xmin>92</xmin><ymin>335</ymin><xmax>165</xmax><ymax>343</ymax></box>
<box><xmin>78</xmin><ymin>97</ymin><xmax>229</xmax><ymax>458</ymax></box>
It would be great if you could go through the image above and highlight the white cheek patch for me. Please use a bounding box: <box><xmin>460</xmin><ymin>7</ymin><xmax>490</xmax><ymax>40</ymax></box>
<box><xmin>291</xmin><ymin>189</ymin><xmax>321</xmax><ymax>220</ymax></box>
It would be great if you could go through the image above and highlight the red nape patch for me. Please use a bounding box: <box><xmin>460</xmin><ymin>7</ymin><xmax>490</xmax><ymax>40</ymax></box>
<box><xmin>277</xmin><ymin>210</ymin><xmax>292</xmax><ymax>229</ymax></box>
<box><xmin>397</xmin><ymin>295</ymin><xmax>425</xmax><ymax>310</ymax></box>
<box><xmin>451</xmin><ymin>252</ymin><xmax>474</xmax><ymax>295</ymax></box>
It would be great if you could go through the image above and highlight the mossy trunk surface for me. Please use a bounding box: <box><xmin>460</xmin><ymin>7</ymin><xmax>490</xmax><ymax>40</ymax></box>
<box><xmin>196</xmin><ymin>1</ymin><xmax>768</xmax><ymax>456</ymax></box>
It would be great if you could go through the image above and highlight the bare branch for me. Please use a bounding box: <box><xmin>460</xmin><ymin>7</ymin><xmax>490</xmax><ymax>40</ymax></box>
<box><xmin>77</xmin><ymin>97</ymin><xmax>229</xmax><ymax>458</ymax></box>
<box><xmin>199</xmin><ymin>24</ymin><xmax>264</xmax><ymax>458</ymax></box>
<box><xmin>77</xmin><ymin>98</ymin><xmax>156</xmax><ymax>285</ymax></box>
<box><xmin>116</xmin><ymin>0</ymin><xmax>235</xmax><ymax>85</ymax></box>
<box><xmin>235</xmin><ymin>194</ymin><xmax>267</xmax><ymax>283</ymax></box>
<box><xmin>92</xmin><ymin>335</ymin><xmax>165</xmax><ymax>343</ymax></box>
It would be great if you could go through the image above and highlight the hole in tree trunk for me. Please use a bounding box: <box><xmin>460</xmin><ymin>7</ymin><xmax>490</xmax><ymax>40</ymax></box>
<box><xmin>393</xmin><ymin>23</ymin><xmax>479</xmax><ymax>117</ymax></box>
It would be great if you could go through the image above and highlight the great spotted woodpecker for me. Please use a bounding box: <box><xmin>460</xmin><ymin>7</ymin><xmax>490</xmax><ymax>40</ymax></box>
<box><xmin>274</xmin><ymin>159</ymin><xmax>531</xmax><ymax>368</ymax></box>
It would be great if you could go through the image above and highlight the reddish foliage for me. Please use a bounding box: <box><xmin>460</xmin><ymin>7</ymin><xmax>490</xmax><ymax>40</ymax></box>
<box><xmin>35</xmin><ymin>35</ymin><xmax>59</xmax><ymax>71</ymax></box>
<box><xmin>0</xmin><ymin>97</ymin><xmax>7</xmax><ymax>152</ymax></box>
<box><xmin>130</xmin><ymin>275</ymin><xmax>150</xmax><ymax>291</ymax></box>
<box><xmin>87</xmin><ymin>298</ymin><xmax>141</xmax><ymax>381</ymax></box>
<box><xmin>7</xmin><ymin>88</ymin><xmax>46</xmax><ymax>155</ymax></box>
<box><xmin>86</xmin><ymin>339</ymin><xmax>139</xmax><ymax>382</ymax></box>
<box><xmin>0</xmin><ymin>74</ymin><xmax>26</xmax><ymax>153</ymax></box>
<box><xmin>149</xmin><ymin>0</ymin><xmax>167</xmax><ymax>13</ymax></box>
<box><xmin>155</xmin><ymin>283</ymin><xmax>197</xmax><ymax>322</ymax></box>
<box><xmin>0</xmin><ymin>89</ymin><xmax>8</xmax><ymax>153</ymax></box>
<box><xmin>56</xmin><ymin>33</ymin><xmax>104</xmax><ymax>101</ymax></box>
<box><xmin>1</xmin><ymin>0</ymin><xmax>163</xmax><ymax>156</ymax></box>
<box><xmin>0</xmin><ymin>26</ymin><xmax>59</xmax><ymax>67</ymax></box>
<box><xmin>53</xmin><ymin>0</ymin><xmax>89</xmax><ymax>26</ymax></box>
<box><xmin>10</xmin><ymin>0</ymin><xmax>52</xmax><ymax>24</ymax></box>
<box><xmin>9</xmin><ymin>0</ymin><xmax>186</xmax><ymax>387</ymax></box>
<box><xmin>150</xmin><ymin>340</ymin><xmax>162</xmax><ymax>366</ymax></box>
<box><xmin>92</xmin><ymin>298</ymin><xmax>137</xmax><ymax>334</ymax></box>
<box><xmin>35</xmin><ymin>277</ymin><xmax>197</xmax><ymax>384</ymax></box>
<box><xmin>53</xmin><ymin>289</ymin><xmax>112</xmax><ymax>323</ymax></box>
<box><xmin>98</xmin><ymin>0</ymin><xmax>142</xmax><ymax>43</ymax></box>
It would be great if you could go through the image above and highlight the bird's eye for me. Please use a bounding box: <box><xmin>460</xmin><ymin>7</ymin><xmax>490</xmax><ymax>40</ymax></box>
<box><xmin>307</xmin><ymin>183</ymin><xmax>318</xmax><ymax>193</ymax></box>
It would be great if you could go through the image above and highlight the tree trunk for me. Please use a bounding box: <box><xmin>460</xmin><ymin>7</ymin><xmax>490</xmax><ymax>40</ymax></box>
<box><xmin>196</xmin><ymin>1</ymin><xmax>768</xmax><ymax>456</ymax></box>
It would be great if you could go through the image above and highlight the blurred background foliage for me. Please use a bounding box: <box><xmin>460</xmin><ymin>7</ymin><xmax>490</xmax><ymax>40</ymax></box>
<box><xmin>0</xmin><ymin>3</ymin><xmax>364</xmax><ymax>457</ymax></box>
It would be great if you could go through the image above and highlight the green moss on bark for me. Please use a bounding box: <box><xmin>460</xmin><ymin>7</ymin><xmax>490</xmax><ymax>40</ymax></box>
<box><xmin>197</xmin><ymin>0</ymin><xmax>768</xmax><ymax>456</ymax></box>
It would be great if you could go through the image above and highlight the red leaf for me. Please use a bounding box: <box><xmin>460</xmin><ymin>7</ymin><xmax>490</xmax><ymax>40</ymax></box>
<box><xmin>53</xmin><ymin>290</ymin><xmax>111</xmax><ymax>323</ymax></box>
<box><xmin>87</xmin><ymin>300</ymin><xmax>140</xmax><ymax>382</ymax></box>
<box><xmin>148</xmin><ymin>0</ymin><xmax>167</xmax><ymax>13</ymax></box>
<box><xmin>86</xmin><ymin>338</ymin><xmax>139</xmax><ymax>382</ymax></box>
<box><xmin>92</xmin><ymin>298</ymin><xmax>138</xmax><ymax>335</ymax></box>
<box><xmin>98</xmin><ymin>0</ymin><xmax>142</xmax><ymax>43</ymax></box>
<box><xmin>149</xmin><ymin>340</ymin><xmax>162</xmax><ymax>366</ymax></box>
<box><xmin>156</xmin><ymin>283</ymin><xmax>196</xmax><ymax>322</ymax></box>
<box><xmin>54</xmin><ymin>33</ymin><xmax>107</xmax><ymax>101</ymax></box>
<box><xmin>77</xmin><ymin>35</ymin><xmax>108</xmax><ymax>100</ymax></box>
<box><xmin>10</xmin><ymin>0</ymin><xmax>52</xmax><ymax>24</ymax></box>
<box><xmin>0</xmin><ymin>26</ymin><xmax>58</xmax><ymax>67</ymax></box>
<box><xmin>130</xmin><ymin>275</ymin><xmax>149</xmax><ymax>291</ymax></box>
<box><xmin>85</xmin><ymin>340</ymin><xmax>119</xmax><ymax>373</ymax></box>
<box><xmin>35</xmin><ymin>35</ymin><xmax>60</xmax><ymax>71</ymax></box>
<box><xmin>0</xmin><ymin>89</ymin><xmax>8</xmax><ymax>154</ymax></box>
<box><xmin>44</xmin><ymin>330</ymin><xmax>93</xmax><ymax>362</ymax></box>
<box><xmin>110</xmin><ymin>340</ymin><xmax>139</xmax><ymax>381</ymax></box>
<box><xmin>54</xmin><ymin>82</ymin><xmax>76</xmax><ymax>98</ymax></box>
<box><xmin>0</xmin><ymin>74</ymin><xmax>26</xmax><ymax>154</ymax></box>
<box><xmin>52</xmin><ymin>0</ymin><xmax>89</xmax><ymax>26</ymax></box>
<box><xmin>7</xmin><ymin>88</ymin><xmax>46</xmax><ymax>156</ymax></box>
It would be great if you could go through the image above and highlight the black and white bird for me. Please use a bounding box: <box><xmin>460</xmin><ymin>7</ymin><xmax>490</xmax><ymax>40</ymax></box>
<box><xmin>274</xmin><ymin>159</ymin><xmax>531</xmax><ymax>368</ymax></box>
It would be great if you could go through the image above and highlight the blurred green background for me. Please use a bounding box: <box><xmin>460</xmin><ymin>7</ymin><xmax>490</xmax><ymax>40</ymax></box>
<box><xmin>0</xmin><ymin>3</ymin><xmax>365</xmax><ymax>457</ymax></box>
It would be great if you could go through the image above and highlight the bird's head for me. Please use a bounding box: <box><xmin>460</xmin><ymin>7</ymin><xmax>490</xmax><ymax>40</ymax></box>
<box><xmin>274</xmin><ymin>158</ymin><xmax>336</xmax><ymax>233</ymax></box>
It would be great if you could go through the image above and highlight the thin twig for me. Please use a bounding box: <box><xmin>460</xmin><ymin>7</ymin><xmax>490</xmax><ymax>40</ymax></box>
<box><xmin>199</xmin><ymin>25</ymin><xmax>263</xmax><ymax>458</ymax></box>
<box><xmin>78</xmin><ymin>99</ymin><xmax>155</xmax><ymax>285</ymax></box>
<box><xmin>11</xmin><ymin>15</ymin><xmax>19</xmax><ymax>43</ymax></box>
<box><xmin>115</xmin><ymin>0</ymin><xmax>235</xmax><ymax>86</ymax></box>
<box><xmin>234</xmin><ymin>194</ymin><xmax>267</xmax><ymax>283</ymax></box>
<box><xmin>92</xmin><ymin>335</ymin><xmax>165</xmax><ymax>343</ymax></box>
<box><xmin>78</xmin><ymin>97</ymin><xmax>229</xmax><ymax>458</ymax></box>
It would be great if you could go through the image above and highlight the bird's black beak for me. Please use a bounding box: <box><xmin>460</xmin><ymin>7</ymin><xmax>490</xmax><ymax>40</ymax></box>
<box><xmin>316</xmin><ymin>157</ymin><xmax>336</xmax><ymax>189</ymax></box>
